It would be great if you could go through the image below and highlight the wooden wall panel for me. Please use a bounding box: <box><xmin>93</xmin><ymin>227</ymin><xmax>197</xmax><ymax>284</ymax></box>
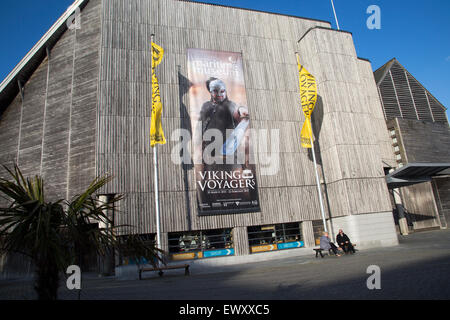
<box><xmin>297</xmin><ymin>27</ymin><xmax>393</xmax><ymax>220</ymax></box>
<box><xmin>97</xmin><ymin>0</ymin><xmax>397</xmax><ymax>238</ymax></box>
<box><xmin>401</xmin><ymin>182</ymin><xmax>440</xmax><ymax>230</ymax></box>
<box><xmin>233</xmin><ymin>226</ymin><xmax>250</xmax><ymax>256</ymax></box>
<box><xmin>0</xmin><ymin>95</ymin><xmax>22</xmax><ymax>207</ymax></box>
<box><xmin>0</xmin><ymin>0</ymin><xmax>101</xmax><ymax>203</ymax></box>
<box><xmin>395</xmin><ymin>118</ymin><xmax>450</xmax><ymax>164</ymax></box>
<box><xmin>97</xmin><ymin>0</ymin><xmax>333</xmax><ymax>235</ymax></box>
<box><xmin>0</xmin><ymin>0</ymin><xmax>397</xmax><ymax>240</ymax></box>
<box><xmin>434</xmin><ymin>177</ymin><xmax>450</xmax><ymax>228</ymax></box>
<box><xmin>0</xmin><ymin>95</ymin><xmax>21</xmax><ymax>168</ymax></box>
<box><xmin>16</xmin><ymin>59</ymin><xmax>49</xmax><ymax>179</ymax></box>
<box><xmin>344</xmin><ymin>178</ymin><xmax>392</xmax><ymax>215</ymax></box>
<box><xmin>40</xmin><ymin>29</ymin><xmax>75</xmax><ymax>200</ymax></box>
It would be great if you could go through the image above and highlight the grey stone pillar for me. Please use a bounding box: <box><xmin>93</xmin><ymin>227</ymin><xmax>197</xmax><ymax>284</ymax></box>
<box><xmin>233</xmin><ymin>226</ymin><xmax>249</xmax><ymax>256</ymax></box>
<box><xmin>393</xmin><ymin>192</ymin><xmax>409</xmax><ymax>235</ymax></box>
<box><xmin>301</xmin><ymin>221</ymin><xmax>315</xmax><ymax>247</ymax></box>
<box><xmin>160</xmin><ymin>232</ymin><xmax>169</xmax><ymax>261</ymax></box>
<box><xmin>389</xmin><ymin>168</ymin><xmax>408</xmax><ymax>235</ymax></box>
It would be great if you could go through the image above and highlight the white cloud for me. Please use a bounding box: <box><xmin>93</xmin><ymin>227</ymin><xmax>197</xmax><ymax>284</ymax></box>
<box><xmin>446</xmin><ymin>56</ymin><xmax>450</xmax><ymax>62</ymax></box>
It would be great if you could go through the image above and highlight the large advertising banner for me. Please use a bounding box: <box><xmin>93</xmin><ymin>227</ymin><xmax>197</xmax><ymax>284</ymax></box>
<box><xmin>187</xmin><ymin>48</ymin><xmax>260</xmax><ymax>216</ymax></box>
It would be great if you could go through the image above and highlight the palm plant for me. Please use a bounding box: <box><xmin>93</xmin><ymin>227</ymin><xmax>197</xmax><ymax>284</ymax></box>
<box><xmin>63</xmin><ymin>177</ymin><xmax>123</xmax><ymax>274</ymax></box>
<box><xmin>118</xmin><ymin>233</ymin><xmax>166</xmax><ymax>271</ymax></box>
<box><xmin>0</xmin><ymin>164</ymin><xmax>164</xmax><ymax>300</ymax></box>
<box><xmin>0</xmin><ymin>165</ymin><xmax>67</xmax><ymax>299</ymax></box>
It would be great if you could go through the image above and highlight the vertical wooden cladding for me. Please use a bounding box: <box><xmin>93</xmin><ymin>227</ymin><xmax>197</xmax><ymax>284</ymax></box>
<box><xmin>395</xmin><ymin>119</ymin><xmax>450</xmax><ymax>164</ymax></box>
<box><xmin>378</xmin><ymin>60</ymin><xmax>448</xmax><ymax>124</ymax></box>
<box><xmin>98</xmin><ymin>0</ymin><xmax>333</xmax><ymax>234</ymax></box>
<box><xmin>0</xmin><ymin>95</ymin><xmax>22</xmax><ymax>207</ymax></box>
<box><xmin>296</xmin><ymin>28</ymin><xmax>393</xmax><ymax>219</ymax></box>
<box><xmin>407</xmin><ymin>73</ymin><xmax>433</xmax><ymax>122</ymax></box>
<box><xmin>0</xmin><ymin>0</ymin><xmax>101</xmax><ymax>202</ymax></box>
<box><xmin>16</xmin><ymin>59</ymin><xmax>49</xmax><ymax>180</ymax></box>
<box><xmin>357</xmin><ymin>60</ymin><xmax>397</xmax><ymax>168</ymax></box>
<box><xmin>400</xmin><ymin>182</ymin><xmax>441</xmax><ymax>230</ymax></box>
<box><xmin>50</xmin><ymin>0</ymin><xmax>101</xmax><ymax>200</ymax></box>
<box><xmin>434</xmin><ymin>178</ymin><xmax>450</xmax><ymax>227</ymax></box>
<box><xmin>0</xmin><ymin>96</ymin><xmax>21</xmax><ymax>164</ymax></box>
<box><xmin>232</xmin><ymin>226</ymin><xmax>249</xmax><ymax>256</ymax></box>
<box><xmin>390</xmin><ymin>64</ymin><xmax>417</xmax><ymax>120</ymax></box>
<box><xmin>246</xmin><ymin>90</ymin><xmax>304</xmax><ymax>132</ymax></box>
<box><xmin>427</xmin><ymin>93</ymin><xmax>448</xmax><ymax>123</ymax></box>
<box><xmin>379</xmin><ymin>72</ymin><xmax>402</xmax><ymax>119</ymax></box>
<box><xmin>40</xmin><ymin>27</ymin><xmax>76</xmax><ymax>200</ymax></box>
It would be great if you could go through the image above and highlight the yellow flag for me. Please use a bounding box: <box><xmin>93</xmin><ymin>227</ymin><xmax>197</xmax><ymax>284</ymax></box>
<box><xmin>150</xmin><ymin>42</ymin><xmax>166</xmax><ymax>147</ymax></box>
<box><xmin>297</xmin><ymin>55</ymin><xmax>317</xmax><ymax>148</ymax></box>
<box><xmin>300</xmin><ymin>118</ymin><xmax>313</xmax><ymax>148</ymax></box>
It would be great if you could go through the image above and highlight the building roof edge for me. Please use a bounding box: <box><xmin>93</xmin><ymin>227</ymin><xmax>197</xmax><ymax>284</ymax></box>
<box><xmin>0</xmin><ymin>0</ymin><xmax>89</xmax><ymax>113</ymax></box>
<box><xmin>178</xmin><ymin>0</ymin><xmax>332</xmax><ymax>25</ymax></box>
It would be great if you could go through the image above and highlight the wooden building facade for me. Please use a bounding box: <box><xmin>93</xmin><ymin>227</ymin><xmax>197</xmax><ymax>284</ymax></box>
<box><xmin>375</xmin><ymin>58</ymin><xmax>450</xmax><ymax>232</ymax></box>
<box><xmin>0</xmin><ymin>0</ymin><xmax>401</xmax><ymax>271</ymax></box>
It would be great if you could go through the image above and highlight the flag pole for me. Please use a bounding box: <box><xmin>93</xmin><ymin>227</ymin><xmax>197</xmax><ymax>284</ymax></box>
<box><xmin>330</xmin><ymin>0</ymin><xmax>340</xmax><ymax>30</ymax></box>
<box><xmin>151</xmin><ymin>34</ymin><xmax>162</xmax><ymax>262</ymax></box>
<box><xmin>309</xmin><ymin>128</ymin><xmax>328</xmax><ymax>234</ymax></box>
<box><xmin>295</xmin><ymin>52</ymin><xmax>328</xmax><ymax>234</ymax></box>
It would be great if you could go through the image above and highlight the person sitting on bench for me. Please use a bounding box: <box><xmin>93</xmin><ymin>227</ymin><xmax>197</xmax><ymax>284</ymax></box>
<box><xmin>320</xmin><ymin>232</ymin><xmax>341</xmax><ymax>256</ymax></box>
<box><xmin>336</xmin><ymin>229</ymin><xmax>355</xmax><ymax>254</ymax></box>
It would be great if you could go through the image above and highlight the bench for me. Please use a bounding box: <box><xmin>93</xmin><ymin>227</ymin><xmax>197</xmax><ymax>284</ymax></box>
<box><xmin>139</xmin><ymin>264</ymin><xmax>190</xmax><ymax>279</ymax></box>
<box><xmin>314</xmin><ymin>243</ymin><xmax>357</xmax><ymax>258</ymax></box>
<box><xmin>313</xmin><ymin>248</ymin><xmax>333</xmax><ymax>258</ymax></box>
<box><xmin>341</xmin><ymin>243</ymin><xmax>357</xmax><ymax>254</ymax></box>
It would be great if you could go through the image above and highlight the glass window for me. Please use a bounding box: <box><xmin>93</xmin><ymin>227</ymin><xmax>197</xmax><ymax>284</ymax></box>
<box><xmin>168</xmin><ymin>228</ymin><xmax>233</xmax><ymax>254</ymax></box>
<box><xmin>282</xmin><ymin>222</ymin><xmax>303</xmax><ymax>242</ymax></box>
<box><xmin>248</xmin><ymin>225</ymin><xmax>276</xmax><ymax>246</ymax></box>
<box><xmin>248</xmin><ymin>222</ymin><xmax>302</xmax><ymax>247</ymax></box>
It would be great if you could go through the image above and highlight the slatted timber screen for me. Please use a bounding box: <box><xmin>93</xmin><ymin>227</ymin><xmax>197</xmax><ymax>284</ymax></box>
<box><xmin>428</xmin><ymin>92</ymin><xmax>448</xmax><ymax>123</ymax></box>
<box><xmin>378</xmin><ymin>61</ymin><xmax>448</xmax><ymax>124</ymax></box>
<box><xmin>406</xmin><ymin>73</ymin><xmax>433</xmax><ymax>122</ymax></box>
<box><xmin>390</xmin><ymin>64</ymin><xmax>417</xmax><ymax>120</ymax></box>
<box><xmin>379</xmin><ymin>72</ymin><xmax>402</xmax><ymax>119</ymax></box>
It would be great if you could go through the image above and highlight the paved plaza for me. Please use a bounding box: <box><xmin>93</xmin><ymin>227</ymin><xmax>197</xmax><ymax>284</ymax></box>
<box><xmin>1</xmin><ymin>229</ymin><xmax>450</xmax><ymax>300</ymax></box>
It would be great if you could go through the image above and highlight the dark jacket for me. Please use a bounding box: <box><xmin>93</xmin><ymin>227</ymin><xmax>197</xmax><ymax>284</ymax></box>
<box><xmin>200</xmin><ymin>99</ymin><xmax>238</xmax><ymax>138</ymax></box>
<box><xmin>336</xmin><ymin>233</ymin><xmax>351</xmax><ymax>246</ymax></box>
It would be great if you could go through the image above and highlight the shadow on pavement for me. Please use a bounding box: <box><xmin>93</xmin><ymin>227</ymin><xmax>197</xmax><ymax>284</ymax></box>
<box><xmin>2</xmin><ymin>229</ymin><xmax>450</xmax><ymax>300</ymax></box>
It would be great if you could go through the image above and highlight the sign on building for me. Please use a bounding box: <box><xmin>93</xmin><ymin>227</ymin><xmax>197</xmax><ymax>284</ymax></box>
<box><xmin>187</xmin><ymin>48</ymin><xmax>260</xmax><ymax>216</ymax></box>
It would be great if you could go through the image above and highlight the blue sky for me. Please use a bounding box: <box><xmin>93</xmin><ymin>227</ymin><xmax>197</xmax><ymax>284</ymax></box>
<box><xmin>0</xmin><ymin>0</ymin><xmax>449</xmax><ymax>119</ymax></box>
